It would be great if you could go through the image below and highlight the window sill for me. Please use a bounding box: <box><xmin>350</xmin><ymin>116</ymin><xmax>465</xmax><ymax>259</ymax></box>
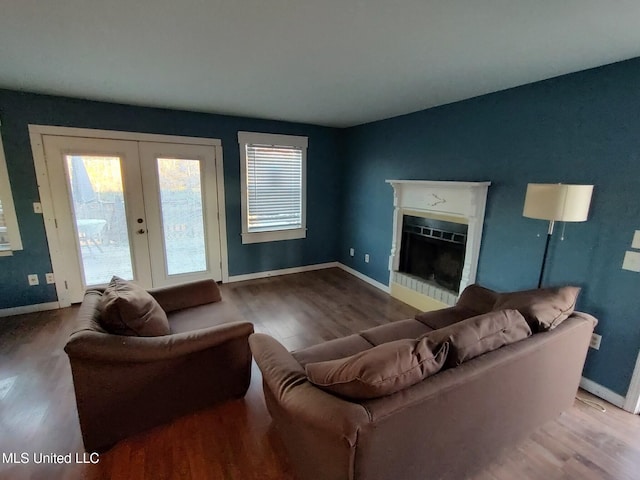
<box><xmin>241</xmin><ymin>228</ymin><xmax>306</xmax><ymax>244</ymax></box>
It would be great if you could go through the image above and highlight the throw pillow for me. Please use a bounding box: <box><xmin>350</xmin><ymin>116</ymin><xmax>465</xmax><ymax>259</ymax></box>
<box><xmin>423</xmin><ymin>309</ymin><xmax>531</xmax><ymax>366</ymax></box>
<box><xmin>492</xmin><ymin>286</ymin><xmax>581</xmax><ymax>332</ymax></box>
<box><xmin>99</xmin><ymin>276</ymin><xmax>170</xmax><ymax>336</ymax></box>
<box><xmin>305</xmin><ymin>337</ymin><xmax>449</xmax><ymax>400</ymax></box>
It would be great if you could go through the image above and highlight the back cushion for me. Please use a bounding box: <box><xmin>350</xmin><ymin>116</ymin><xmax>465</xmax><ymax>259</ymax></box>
<box><xmin>99</xmin><ymin>276</ymin><xmax>170</xmax><ymax>336</ymax></box>
<box><xmin>423</xmin><ymin>309</ymin><xmax>531</xmax><ymax>366</ymax></box>
<box><xmin>305</xmin><ymin>337</ymin><xmax>449</xmax><ymax>400</ymax></box>
<box><xmin>361</xmin><ymin>319</ymin><xmax>433</xmax><ymax>346</ymax></box>
<box><xmin>414</xmin><ymin>306</ymin><xmax>476</xmax><ymax>330</ymax></box>
<box><xmin>293</xmin><ymin>334</ymin><xmax>374</xmax><ymax>367</ymax></box>
<box><xmin>456</xmin><ymin>284</ymin><xmax>499</xmax><ymax>315</ymax></box>
<box><xmin>492</xmin><ymin>286</ymin><xmax>580</xmax><ymax>332</ymax></box>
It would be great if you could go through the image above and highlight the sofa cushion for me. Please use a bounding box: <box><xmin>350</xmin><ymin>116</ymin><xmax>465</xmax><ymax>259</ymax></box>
<box><xmin>305</xmin><ymin>337</ymin><xmax>449</xmax><ymax>400</ymax></box>
<box><xmin>149</xmin><ymin>279</ymin><xmax>222</xmax><ymax>313</ymax></box>
<box><xmin>99</xmin><ymin>276</ymin><xmax>170</xmax><ymax>336</ymax></box>
<box><xmin>492</xmin><ymin>286</ymin><xmax>580</xmax><ymax>332</ymax></box>
<box><xmin>361</xmin><ymin>319</ymin><xmax>433</xmax><ymax>346</ymax></box>
<box><xmin>456</xmin><ymin>284</ymin><xmax>500</xmax><ymax>315</ymax></box>
<box><xmin>168</xmin><ymin>300</ymin><xmax>243</xmax><ymax>334</ymax></box>
<box><xmin>414</xmin><ymin>306</ymin><xmax>477</xmax><ymax>330</ymax></box>
<box><xmin>423</xmin><ymin>309</ymin><xmax>531</xmax><ymax>366</ymax></box>
<box><xmin>292</xmin><ymin>334</ymin><xmax>374</xmax><ymax>367</ymax></box>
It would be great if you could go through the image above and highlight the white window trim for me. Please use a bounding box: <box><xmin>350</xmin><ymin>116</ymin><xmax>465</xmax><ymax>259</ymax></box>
<box><xmin>0</xmin><ymin>125</ymin><xmax>22</xmax><ymax>256</ymax></box>
<box><xmin>238</xmin><ymin>131</ymin><xmax>308</xmax><ymax>244</ymax></box>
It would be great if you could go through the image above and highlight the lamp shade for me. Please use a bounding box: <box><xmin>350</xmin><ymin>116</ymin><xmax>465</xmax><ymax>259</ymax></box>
<box><xmin>523</xmin><ymin>184</ymin><xmax>593</xmax><ymax>222</ymax></box>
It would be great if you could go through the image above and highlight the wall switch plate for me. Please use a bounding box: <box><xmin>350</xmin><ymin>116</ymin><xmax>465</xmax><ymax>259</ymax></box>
<box><xmin>364</xmin><ymin>254</ymin><xmax>370</xmax><ymax>263</ymax></box>
<box><xmin>590</xmin><ymin>333</ymin><xmax>602</xmax><ymax>350</ymax></box>
<box><xmin>622</xmin><ymin>251</ymin><xmax>640</xmax><ymax>272</ymax></box>
<box><xmin>349</xmin><ymin>248</ymin><xmax>355</xmax><ymax>257</ymax></box>
<box><xmin>28</xmin><ymin>274</ymin><xmax>39</xmax><ymax>286</ymax></box>
<box><xmin>33</xmin><ymin>202</ymin><xmax>42</xmax><ymax>214</ymax></box>
<box><xmin>633</xmin><ymin>230</ymin><xmax>640</xmax><ymax>249</ymax></box>
<box><xmin>45</xmin><ymin>273</ymin><xmax>55</xmax><ymax>284</ymax></box>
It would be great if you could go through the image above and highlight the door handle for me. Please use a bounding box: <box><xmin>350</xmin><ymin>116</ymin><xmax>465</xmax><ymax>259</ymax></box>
<box><xmin>137</xmin><ymin>229</ymin><xmax>146</xmax><ymax>234</ymax></box>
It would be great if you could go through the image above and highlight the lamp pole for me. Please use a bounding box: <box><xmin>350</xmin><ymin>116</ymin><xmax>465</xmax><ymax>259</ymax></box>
<box><xmin>538</xmin><ymin>220</ymin><xmax>555</xmax><ymax>288</ymax></box>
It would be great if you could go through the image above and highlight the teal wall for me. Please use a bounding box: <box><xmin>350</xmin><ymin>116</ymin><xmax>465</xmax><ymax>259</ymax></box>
<box><xmin>339</xmin><ymin>57</ymin><xmax>640</xmax><ymax>397</ymax></box>
<box><xmin>0</xmin><ymin>90</ymin><xmax>342</xmax><ymax>308</ymax></box>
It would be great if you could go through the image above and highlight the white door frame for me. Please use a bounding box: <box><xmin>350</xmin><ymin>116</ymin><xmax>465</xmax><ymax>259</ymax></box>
<box><xmin>29</xmin><ymin>125</ymin><xmax>229</xmax><ymax>307</ymax></box>
<box><xmin>624</xmin><ymin>349</ymin><xmax>640</xmax><ymax>414</ymax></box>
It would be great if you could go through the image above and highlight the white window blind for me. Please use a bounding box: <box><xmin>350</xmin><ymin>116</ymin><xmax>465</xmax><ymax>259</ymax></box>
<box><xmin>238</xmin><ymin>131</ymin><xmax>307</xmax><ymax>244</ymax></box>
<box><xmin>246</xmin><ymin>144</ymin><xmax>302</xmax><ymax>232</ymax></box>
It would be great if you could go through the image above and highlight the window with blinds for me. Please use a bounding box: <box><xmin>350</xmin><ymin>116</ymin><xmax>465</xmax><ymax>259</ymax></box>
<box><xmin>238</xmin><ymin>132</ymin><xmax>307</xmax><ymax>244</ymax></box>
<box><xmin>0</xmin><ymin>127</ymin><xmax>22</xmax><ymax>254</ymax></box>
<box><xmin>0</xmin><ymin>199</ymin><xmax>8</xmax><ymax>249</ymax></box>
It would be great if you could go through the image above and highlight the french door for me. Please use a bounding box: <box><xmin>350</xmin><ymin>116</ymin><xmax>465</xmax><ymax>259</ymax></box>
<box><xmin>42</xmin><ymin>135</ymin><xmax>222</xmax><ymax>303</ymax></box>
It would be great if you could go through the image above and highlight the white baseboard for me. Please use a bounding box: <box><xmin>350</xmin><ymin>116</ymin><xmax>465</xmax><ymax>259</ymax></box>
<box><xmin>0</xmin><ymin>301</ymin><xmax>60</xmax><ymax>318</ymax></box>
<box><xmin>579</xmin><ymin>376</ymin><xmax>625</xmax><ymax>409</ymax></box>
<box><xmin>226</xmin><ymin>262</ymin><xmax>339</xmax><ymax>283</ymax></box>
<box><xmin>337</xmin><ymin>263</ymin><xmax>390</xmax><ymax>293</ymax></box>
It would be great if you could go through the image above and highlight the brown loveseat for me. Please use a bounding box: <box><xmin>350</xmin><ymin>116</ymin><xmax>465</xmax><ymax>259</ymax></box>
<box><xmin>250</xmin><ymin>285</ymin><xmax>596</xmax><ymax>480</ymax></box>
<box><xmin>65</xmin><ymin>279</ymin><xmax>254</xmax><ymax>452</ymax></box>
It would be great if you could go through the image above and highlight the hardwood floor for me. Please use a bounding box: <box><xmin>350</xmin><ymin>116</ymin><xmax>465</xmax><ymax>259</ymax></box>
<box><xmin>1</xmin><ymin>267</ymin><xmax>639</xmax><ymax>479</ymax></box>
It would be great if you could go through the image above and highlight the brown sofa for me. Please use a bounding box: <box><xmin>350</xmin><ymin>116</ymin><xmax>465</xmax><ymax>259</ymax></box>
<box><xmin>250</xmin><ymin>285</ymin><xmax>596</xmax><ymax>480</ymax></box>
<box><xmin>65</xmin><ymin>279</ymin><xmax>254</xmax><ymax>452</ymax></box>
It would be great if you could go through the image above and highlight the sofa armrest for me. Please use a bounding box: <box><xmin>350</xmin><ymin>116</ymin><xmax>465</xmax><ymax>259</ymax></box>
<box><xmin>65</xmin><ymin>321</ymin><xmax>253</xmax><ymax>362</ymax></box>
<box><xmin>249</xmin><ymin>333</ymin><xmax>370</xmax><ymax>445</ymax></box>
<box><xmin>148</xmin><ymin>279</ymin><xmax>222</xmax><ymax>312</ymax></box>
<box><xmin>572</xmin><ymin>311</ymin><xmax>598</xmax><ymax>328</ymax></box>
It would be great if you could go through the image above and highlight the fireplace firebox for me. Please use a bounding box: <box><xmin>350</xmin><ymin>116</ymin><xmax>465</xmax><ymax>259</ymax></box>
<box><xmin>399</xmin><ymin>216</ymin><xmax>467</xmax><ymax>292</ymax></box>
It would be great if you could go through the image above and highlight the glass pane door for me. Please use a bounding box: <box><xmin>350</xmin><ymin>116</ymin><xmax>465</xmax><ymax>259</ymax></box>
<box><xmin>138</xmin><ymin>141</ymin><xmax>222</xmax><ymax>287</ymax></box>
<box><xmin>156</xmin><ymin>158</ymin><xmax>207</xmax><ymax>275</ymax></box>
<box><xmin>42</xmin><ymin>135</ymin><xmax>151</xmax><ymax>303</ymax></box>
<box><xmin>65</xmin><ymin>155</ymin><xmax>135</xmax><ymax>285</ymax></box>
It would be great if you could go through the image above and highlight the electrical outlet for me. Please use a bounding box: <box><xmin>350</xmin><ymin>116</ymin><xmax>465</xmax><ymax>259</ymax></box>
<box><xmin>28</xmin><ymin>274</ymin><xmax>39</xmax><ymax>286</ymax></box>
<box><xmin>349</xmin><ymin>248</ymin><xmax>355</xmax><ymax>257</ymax></box>
<box><xmin>590</xmin><ymin>333</ymin><xmax>602</xmax><ymax>350</ymax></box>
<box><xmin>364</xmin><ymin>254</ymin><xmax>370</xmax><ymax>263</ymax></box>
<box><xmin>622</xmin><ymin>251</ymin><xmax>640</xmax><ymax>272</ymax></box>
<box><xmin>33</xmin><ymin>202</ymin><xmax>42</xmax><ymax>214</ymax></box>
<box><xmin>45</xmin><ymin>273</ymin><xmax>55</xmax><ymax>284</ymax></box>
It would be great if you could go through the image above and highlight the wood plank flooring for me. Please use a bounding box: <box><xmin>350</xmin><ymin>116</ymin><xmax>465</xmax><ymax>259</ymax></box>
<box><xmin>1</xmin><ymin>268</ymin><xmax>639</xmax><ymax>479</ymax></box>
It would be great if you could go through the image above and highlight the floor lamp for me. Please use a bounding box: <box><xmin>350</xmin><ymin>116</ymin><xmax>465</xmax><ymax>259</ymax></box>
<box><xmin>522</xmin><ymin>183</ymin><xmax>594</xmax><ymax>288</ymax></box>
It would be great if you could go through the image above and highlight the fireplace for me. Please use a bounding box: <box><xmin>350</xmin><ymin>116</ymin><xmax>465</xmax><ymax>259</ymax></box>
<box><xmin>387</xmin><ymin>180</ymin><xmax>491</xmax><ymax>311</ymax></box>
<box><xmin>399</xmin><ymin>215</ymin><xmax>467</xmax><ymax>292</ymax></box>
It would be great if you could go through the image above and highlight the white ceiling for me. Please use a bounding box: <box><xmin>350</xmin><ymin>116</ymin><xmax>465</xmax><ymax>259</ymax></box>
<box><xmin>1</xmin><ymin>1</ymin><xmax>640</xmax><ymax>127</ymax></box>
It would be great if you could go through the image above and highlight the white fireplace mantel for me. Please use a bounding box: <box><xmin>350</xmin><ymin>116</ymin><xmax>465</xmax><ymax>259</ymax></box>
<box><xmin>386</xmin><ymin>180</ymin><xmax>491</xmax><ymax>311</ymax></box>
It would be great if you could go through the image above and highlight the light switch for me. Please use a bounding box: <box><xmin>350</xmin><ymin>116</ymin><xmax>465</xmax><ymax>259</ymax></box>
<box><xmin>622</xmin><ymin>251</ymin><xmax>640</xmax><ymax>272</ymax></box>
<box><xmin>632</xmin><ymin>230</ymin><xmax>640</xmax><ymax>249</ymax></box>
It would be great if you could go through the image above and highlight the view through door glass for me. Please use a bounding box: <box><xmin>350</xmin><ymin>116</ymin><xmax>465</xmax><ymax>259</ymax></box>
<box><xmin>156</xmin><ymin>157</ymin><xmax>207</xmax><ymax>275</ymax></box>
<box><xmin>66</xmin><ymin>155</ymin><xmax>134</xmax><ymax>285</ymax></box>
